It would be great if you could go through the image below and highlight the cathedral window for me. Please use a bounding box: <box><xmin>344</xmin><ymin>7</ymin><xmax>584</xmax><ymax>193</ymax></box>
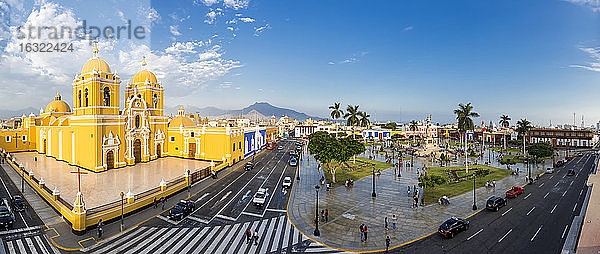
<box><xmin>191</xmin><ymin>132</ymin><xmax>195</xmax><ymax>137</ymax></box>
<box><xmin>84</xmin><ymin>89</ymin><xmax>89</xmax><ymax>107</ymax></box>
<box><xmin>5</xmin><ymin>136</ymin><xmax>10</xmax><ymax>143</ymax></box>
<box><xmin>170</xmin><ymin>136</ymin><xmax>175</xmax><ymax>142</ymax></box>
<box><xmin>135</xmin><ymin>115</ymin><xmax>141</xmax><ymax>128</ymax></box>
<box><xmin>103</xmin><ymin>87</ymin><xmax>110</xmax><ymax>106</ymax></box>
<box><xmin>78</xmin><ymin>90</ymin><xmax>82</xmax><ymax>107</ymax></box>
<box><xmin>153</xmin><ymin>93</ymin><xmax>158</xmax><ymax>108</ymax></box>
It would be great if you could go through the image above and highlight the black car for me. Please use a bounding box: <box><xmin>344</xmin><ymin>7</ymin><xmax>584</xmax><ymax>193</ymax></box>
<box><xmin>486</xmin><ymin>196</ymin><xmax>507</xmax><ymax>212</ymax></box>
<box><xmin>567</xmin><ymin>169</ymin><xmax>576</xmax><ymax>176</ymax></box>
<box><xmin>168</xmin><ymin>200</ymin><xmax>194</xmax><ymax>221</ymax></box>
<box><xmin>11</xmin><ymin>196</ymin><xmax>25</xmax><ymax>212</ymax></box>
<box><xmin>245</xmin><ymin>162</ymin><xmax>254</xmax><ymax>171</ymax></box>
<box><xmin>438</xmin><ymin>217</ymin><xmax>469</xmax><ymax>238</ymax></box>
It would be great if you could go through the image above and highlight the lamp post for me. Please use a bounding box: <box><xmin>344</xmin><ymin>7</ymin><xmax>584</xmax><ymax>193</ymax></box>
<box><xmin>372</xmin><ymin>166</ymin><xmax>377</xmax><ymax>198</ymax></box>
<box><xmin>120</xmin><ymin>191</ymin><xmax>124</xmax><ymax>231</ymax></box>
<box><xmin>314</xmin><ymin>185</ymin><xmax>320</xmax><ymax>236</ymax></box>
<box><xmin>472</xmin><ymin>171</ymin><xmax>477</xmax><ymax>210</ymax></box>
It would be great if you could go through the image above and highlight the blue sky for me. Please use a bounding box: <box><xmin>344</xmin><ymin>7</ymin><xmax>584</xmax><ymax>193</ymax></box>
<box><xmin>1</xmin><ymin>0</ymin><xmax>600</xmax><ymax>126</ymax></box>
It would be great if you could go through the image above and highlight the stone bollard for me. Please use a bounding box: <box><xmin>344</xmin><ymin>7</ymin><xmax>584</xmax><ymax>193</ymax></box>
<box><xmin>159</xmin><ymin>179</ymin><xmax>167</xmax><ymax>192</ymax></box>
<box><xmin>125</xmin><ymin>189</ymin><xmax>135</xmax><ymax>204</ymax></box>
<box><xmin>39</xmin><ymin>178</ymin><xmax>45</xmax><ymax>189</ymax></box>
<box><xmin>52</xmin><ymin>188</ymin><xmax>60</xmax><ymax>201</ymax></box>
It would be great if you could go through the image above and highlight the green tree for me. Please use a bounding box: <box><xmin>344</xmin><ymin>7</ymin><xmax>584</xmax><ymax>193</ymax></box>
<box><xmin>453</xmin><ymin>103</ymin><xmax>479</xmax><ymax>171</ymax></box>
<box><xmin>527</xmin><ymin>142</ymin><xmax>554</xmax><ymax>161</ymax></box>
<box><xmin>358</xmin><ymin>111</ymin><xmax>370</xmax><ymax>127</ymax></box>
<box><xmin>344</xmin><ymin>105</ymin><xmax>360</xmax><ymax>139</ymax></box>
<box><xmin>329</xmin><ymin>102</ymin><xmax>344</xmax><ymax>138</ymax></box>
<box><xmin>516</xmin><ymin>119</ymin><xmax>532</xmax><ymax>140</ymax></box>
<box><xmin>409</xmin><ymin>120</ymin><xmax>418</xmax><ymax>143</ymax></box>
<box><xmin>382</xmin><ymin>122</ymin><xmax>398</xmax><ymax>130</ymax></box>
<box><xmin>307</xmin><ymin>131</ymin><xmax>366</xmax><ymax>183</ymax></box>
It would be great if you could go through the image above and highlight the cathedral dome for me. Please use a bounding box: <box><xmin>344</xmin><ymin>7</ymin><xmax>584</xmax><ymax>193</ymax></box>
<box><xmin>81</xmin><ymin>43</ymin><xmax>111</xmax><ymax>74</ymax></box>
<box><xmin>168</xmin><ymin>108</ymin><xmax>195</xmax><ymax>128</ymax></box>
<box><xmin>45</xmin><ymin>94</ymin><xmax>71</xmax><ymax>113</ymax></box>
<box><xmin>132</xmin><ymin>57</ymin><xmax>157</xmax><ymax>84</ymax></box>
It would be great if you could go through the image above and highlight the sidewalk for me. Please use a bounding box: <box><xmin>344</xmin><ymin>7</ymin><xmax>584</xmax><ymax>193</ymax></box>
<box><xmin>0</xmin><ymin>151</ymin><xmax>262</xmax><ymax>252</ymax></box>
<box><xmin>287</xmin><ymin>148</ymin><xmax>550</xmax><ymax>252</ymax></box>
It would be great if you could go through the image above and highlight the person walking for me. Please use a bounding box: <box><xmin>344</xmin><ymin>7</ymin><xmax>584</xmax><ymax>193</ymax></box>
<box><xmin>384</xmin><ymin>216</ymin><xmax>388</xmax><ymax>231</ymax></box>
<box><xmin>359</xmin><ymin>224</ymin><xmax>365</xmax><ymax>242</ymax></box>
<box><xmin>325</xmin><ymin>209</ymin><xmax>329</xmax><ymax>222</ymax></box>
<box><xmin>246</xmin><ymin>228</ymin><xmax>252</xmax><ymax>244</ymax></box>
<box><xmin>386</xmin><ymin>236</ymin><xmax>391</xmax><ymax>253</ymax></box>
<box><xmin>364</xmin><ymin>224</ymin><xmax>368</xmax><ymax>241</ymax></box>
<box><xmin>161</xmin><ymin>197</ymin><xmax>165</xmax><ymax>210</ymax></box>
<box><xmin>391</xmin><ymin>214</ymin><xmax>397</xmax><ymax>230</ymax></box>
<box><xmin>153</xmin><ymin>197</ymin><xmax>157</xmax><ymax>209</ymax></box>
<box><xmin>97</xmin><ymin>219</ymin><xmax>103</xmax><ymax>239</ymax></box>
<box><xmin>253</xmin><ymin>229</ymin><xmax>259</xmax><ymax>245</ymax></box>
<box><xmin>321</xmin><ymin>210</ymin><xmax>325</xmax><ymax>222</ymax></box>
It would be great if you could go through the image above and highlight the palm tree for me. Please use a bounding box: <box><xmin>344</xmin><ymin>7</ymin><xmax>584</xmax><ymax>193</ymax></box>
<box><xmin>358</xmin><ymin>111</ymin><xmax>370</xmax><ymax>127</ymax></box>
<box><xmin>329</xmin><ymin>102</ymin><xmax>344</xmax><ymax>137</ymax></box>
<box><xmin>516</xmin><ymin>118</ymin><xmax>532</xmax><ymax>154</ymax></box>
<box><xmin>344</xmin><ymin>105</ymin><xmax>360</xmax><ymax>139</ymax></box>
<box><xmin>453</xmin><ymin>103</ymin><xmax>480</xmax><ymax>173</ymax></box>
<box><xmin>409</xmin><ymin>120</ymin><xmax>418</xmax><ymax>144</ymax></box>
<box><xmin>499</xmin><ymin>115</ymin><xmax>511</xmax><ymax>128</ymax></box>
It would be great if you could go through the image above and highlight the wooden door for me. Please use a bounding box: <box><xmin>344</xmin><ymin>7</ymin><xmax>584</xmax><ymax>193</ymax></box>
<box><xmin>134</xmin><ymin>139</ymin><xmax>142</xmax><ymax>163</ymax></box>
<box><xmin>189</xmin><ymin>143</ymin><xmax>196</xmax><ymax>158</ymax></box>
<box><xmin>106</xmin><ymin>151</ymin><xmax>114</xmax><ymax>169</ymax></box>
<box><xmin>156</xmin><ymin>144</ymin><xmax>161</xmax><ymax>158</ymax></box>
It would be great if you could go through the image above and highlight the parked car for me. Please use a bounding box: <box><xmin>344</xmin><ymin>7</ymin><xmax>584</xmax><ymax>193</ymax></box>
<box><xmin>168</xmin><ymin>200</ymin><xmax>194</xmax><ymax>221</ymax></box>
<box><xmin>289</xmin><ymin>151</ymin><xmax>297</xmax><ymax>157</ymax></box>
<box><xmin>567</xmin><ymin>169</ymin><xmax>576</xmax><ymax>176</ymax></box>
<box><xmin>282</xmin><ymin>177</ymin><xmax>292</xmax><ymax>188</ymax></box>
<box><xmin>289</xmin><ymin>158</ymin><xmax>298</xmax><ymax>166</ymax></box>
<box><xmin>555</xmin><ymin>160</ymin><xmax>565</xmax><ymax>167</ymax></box>
<box><xmin>545</xmin><ymin>167</ymin><xmax>554</xmax><ymax>174</ymax></box>
<box><xmin>438</xmin><ymin>217</ymin><xmax>469</xmax><ymax>238</ymax></box>
<box><xmin>505</xmin><ymin>186</ymin><xmax>524</xmax><ymax>198</ymax></box>
<box><xmin>0</xmin><ymin>199</ymin><xmax>14</xmax><ymax>230</ymax></box>
<box><xmin>486</xmin><ymin>196</ymin><xmax>507</xmax><ymax>211</ymax></box>
<box><xmin>253</xmin><ymin>188</ymin><xmax>268</xmax><ymax>207</ymax></box>
<box><xmin>11</xmin><ymin>196</ymin><xmax>25</xmax><ymax>212</ymax></box>
<box><xmin>245</xmin><ymin>162</ymin><xmax>254</xmax><ymax>171</ymax></box>
<box><xmin>278</xmin><ymin>146</ymin><xmax>283</xmax><ymax>150</ymax></box>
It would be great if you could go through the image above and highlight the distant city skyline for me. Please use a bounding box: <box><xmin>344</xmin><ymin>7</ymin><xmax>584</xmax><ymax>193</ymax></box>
<box><xmin>1</xmin><ymin>0</ymin><xmax>600</xmax><ymax>127</ymax></box>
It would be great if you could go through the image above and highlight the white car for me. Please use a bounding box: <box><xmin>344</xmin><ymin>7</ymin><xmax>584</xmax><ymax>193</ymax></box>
<box><xmin>278</xmin><ymin>146</ymin><xmax>283</xmax><ymax>150</ymax></box>
<box><xmin>282</xmin><ymin>177</ymin><xmax>292</xmax><ymax>188</ymax></box>
<box><xmin>253</xmin><ymin>188</ymin><xmax>268</xmax><ymax>207</ymax></box>
<box><xmin>545</xmin><ymin>167</ymin><xmax>554</xmax><ymax>174</ymax></box>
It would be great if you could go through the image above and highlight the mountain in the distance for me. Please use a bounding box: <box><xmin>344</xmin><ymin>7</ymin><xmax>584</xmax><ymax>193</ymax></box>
<box><xmin>0</xmin><ymin>107</ymin><xmax>39</xmax><ymax>119</ymax></box>
<box><xmin>168</xmin><ymin>102</ymin><xmax>323</xmax><ymax>121</ymax></box>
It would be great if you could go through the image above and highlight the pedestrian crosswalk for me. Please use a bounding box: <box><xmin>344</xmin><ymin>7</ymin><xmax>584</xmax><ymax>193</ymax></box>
<box><xmin>3</xmin><ymin>234</ymin><xmax>61</xmax><ymax>254</ymax></box>
<box><xmin>85</xmin><ymin>215</ymin><xmax>344</xmax><ymax>254</ymax></box>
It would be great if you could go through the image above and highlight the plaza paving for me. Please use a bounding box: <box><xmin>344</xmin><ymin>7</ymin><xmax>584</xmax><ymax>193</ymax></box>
<box><xmin>288</xmin><ymin>147</ymin><xmax>555</xmax><ymax>252</ymax></box>
<box><xmin>11</xmin><ymin>152</ymin><xmax>211</xmax><ymax>208</ymax></box>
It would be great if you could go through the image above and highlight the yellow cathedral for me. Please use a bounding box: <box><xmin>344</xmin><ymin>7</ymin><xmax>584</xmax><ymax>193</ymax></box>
<box><xmin>0</xmin><ymin>44</ymin><xmax>245</xmax><ymax>172</ymax></box>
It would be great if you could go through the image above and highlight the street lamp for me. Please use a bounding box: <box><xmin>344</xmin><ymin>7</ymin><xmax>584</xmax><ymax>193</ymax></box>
<box><xmin>372</xmin><ymin>167</ymin><xmax>377</xmax><ymax>198</ymax></box>
<box><xmin>120</xmin><ymin>191</ymin><xmax>124</xmax><ymax>231</ymax></box>
<box><xmin>314</xmin><ymin>185</ymin><xmax>320</xmax><ymax>236</ymax></box>
<box><xmin>472</xmin><ymin>172</ymin><xmax>477</xmax><ymax>210</ymax></box>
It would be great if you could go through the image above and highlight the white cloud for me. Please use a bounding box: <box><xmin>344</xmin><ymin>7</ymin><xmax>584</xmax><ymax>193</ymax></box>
<box><xmin>253</xmin><ymin>24</ymin><xmax>270</xmax><ymax>36</ymax></box>
<box><xmin>239</xmin><ymin>17</ymin><xmax>254</xmax><ymax>23</ymax></box>
<box><xmin>327</xmin><ymin>61</ymin><xmax>335</xmax><ymax>65</ymax></box>
<box><xmin>227</xmin><ymin>26</ymin><xmax>234</xmax><ymax>31</ymax></box>
<box><xmin>404</xmin><ymin>26</ymin><xmax>413</xmax><ymax>31</ymax></box>
<box><xmin>170</xmin><ymin>25</ymin><xmax>182</xmax><ymax>36</ymax></box>
<box><xmin>329</xmin><ymin>51</ymin><xmax>368</xmax><ymax>65</ymax></box>
<box><xmin>570</xmin><ymin>47</ymin><xmax>600</xmax><ymax>71</ymax></box>
<box><xmin>564</xmin><ymin>0</ymin><xmax>600</xmax><ymax>11</ymax></box>
<box><xmin>205</xmin><ymin>10</ymin><xmax>222</xmax><ymax>24</ymax></box>
<box><xmin>195</xmin><ymin>0</ymin><xmax>250</xmax><ymax>10</ymax></box>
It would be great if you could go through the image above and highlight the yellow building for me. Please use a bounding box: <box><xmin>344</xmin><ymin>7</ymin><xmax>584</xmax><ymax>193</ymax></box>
<box><xmin>0</xmin><ymin>44</ymin><xmax>242</xmax><ymax>172</ymax></box>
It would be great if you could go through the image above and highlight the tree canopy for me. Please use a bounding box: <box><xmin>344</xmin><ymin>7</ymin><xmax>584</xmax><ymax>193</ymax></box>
<box><xmin>527</xmin><ymin>142</ymin><xmax>554</xmax><ymax>159</ymax></box>
<box><xmin>307</xmin><ymin>131</ymin><xmax>366</xmax><ymax>182</ymax></box>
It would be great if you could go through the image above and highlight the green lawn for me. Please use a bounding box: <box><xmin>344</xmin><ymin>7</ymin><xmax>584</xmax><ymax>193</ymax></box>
<box><xmin>422</xmin><ymin>165</ymin><xmax>512</xmax><ymax>205</ymax></box>
<box><xmin>323</xmin><ymin>158</ymin><xmax>392</xmax><ymax>188</ymax></box>
<box><xmin>489</xmin><ymin>147</ymin><xmax>521</xmax><ymax>153</ymax></box>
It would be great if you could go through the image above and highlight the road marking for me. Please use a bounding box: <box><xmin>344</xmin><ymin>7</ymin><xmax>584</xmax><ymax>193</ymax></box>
<box><xmin>562</xmin><ymin>190</ymin><xmax>568</xmax><ymax>197</ymax></box>
<box><xmin>531</xmin><ymin>226</ymin><xmax>542</xmax><ymax>241</ymax></box>
<box><xmin>266</xmin><ymin>208</ymin><xmax>287</xmax><ymax>213</ymax></box>
<box><xmin>539</xmin><ymin>183</ymin><xmax>544</xmax><ymax>188</ymax></box>
<box><xmin>0</xmin><ymin>225</ymin><xmax>44</xmax><ymax>236</ymax></box>
<box><xmin>550</xmin><ymin>204</ymin><xmax>557</xmax><ymax>214</ymax></box>
<box><xmin>524</xmin><ymin>193</ymin><xmax>531</xmax><ymax>200</ymax></box>
<box><xmin>526</xmin><ymin>207</ymin><xmax>535</xmax><ymax>216</ymax></box>
<box><xmin>562</xmin><ymin>225</ymin><xmax>569</xmax><ymax>239</ymax></box>
<box><xmin>580</xmin><ymin>189</ymin><xmax>584</xmax><ymax>196</ymax></box>
<box><xmin>187</xmin><ymin>216</ymin><xmax>210</xmax><ymax>224</ymax></box>
<box><xmin>241</xmin><ymin>211</ymin><xmax>262</xmax><ymax>218</ymax></box>
<box><xmin>216</xmin><ymin>214</ymin><xmax>237</xmax><ymax>221</ymax></box>
<box><xmin>156</xmin><ymin>215</ymin><xmax>179</xmax><ymax>225</ymax></box>
<box><xmin>555</xmin><ymin>181</ymin><xmax>560</xmax><ymax>187</ymax></box>
<box><xmin>544</xmin><ymin>192</ymin><xmax>549</xmax><ymax>199</ymax></box>
<box><xmin>219</xmin><ymin>191</ymin><xmax>232</xmax><ymax>203</ymax></box>
<box><xmin>196</xmin><ymin>192</ymin><xmax>210</xmax><ymax>202</ymax></box>
<box><xmin>570</xmin><ymin>181</ymin><xmax>573</xmax><ymax>187</ymax></box>
<box><xmin>466</xmin><ymin>228</ymin><xmax>483</xmax><ymax>241</ymax></box>
<box><xmin>498</xmin><ymin>229</ymin><xmax>512</xmax><ymax>243</ymax></box>
<box><xmin>501</xmin><ymin>207</ymin><xmax>513</xmax><ymax>217</ymax></box>
<box><xmin>573</xmin><ymin>203</ymin><xmax>577</xmax><ymax>212</ymax></box>
<box><xmin>549</xmin><ymin>175</ymin><xmax>553</xmax><ymax>180</ymax></box>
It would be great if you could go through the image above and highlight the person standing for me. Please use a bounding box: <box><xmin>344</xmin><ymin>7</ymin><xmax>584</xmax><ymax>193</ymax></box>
<box><xmin>246</xmin><ymin>228</ymin><xmax>252</xmax><ymax>244</ymax></box>
<box><xmin>161</xmin><ymin>197</ymin><xmax>165</xmax><ymax>210</ymax></box>
<box><xmin>360</xmin><ymin>224</ymin><xmax>365</xmax><ymax>242</ymax></box>
<box><xmin>97</xmin><ymin>219</ymin><xmax>103</xmax><ymax>239</ymax></box>
<box><xmin>386</xmin><ymin>236</ymin><xmax>391</xmax><ymax>253</ymax></box>
<box><xmin>391</xmin><ymin>214</ymin><xmax>397</xmax><ymax>230</ymax></box>
<box><xmin>325</xmin><ymin>209</ymin><xmax>329</xmax><ymax>222</ymax></box>
<box><xmin>364</xmin><ymin>224</ymin><xmax>368</xmax><ymax>241</ymax></box>
<box><xmin>153</xmin><ymin>197</ymin><xmax>157</xmax><ymax>209</ymax></box>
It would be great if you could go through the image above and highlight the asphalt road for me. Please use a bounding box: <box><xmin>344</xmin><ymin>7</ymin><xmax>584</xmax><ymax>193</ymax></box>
<box><xmin>393</xmin><ymin>151</ymin><xmax>596</xmax><ymax>254</ymax></box>
<box><xmin>146</xmin><ymin>139</ymin><xmax>298</xmax><ymax>228</ymax></box>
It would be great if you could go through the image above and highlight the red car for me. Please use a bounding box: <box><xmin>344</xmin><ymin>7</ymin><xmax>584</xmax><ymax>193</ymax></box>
<box><xmin>505</xmin><ymin>186</ymin><xmax>524</xmax><ymax>198</ymax></box>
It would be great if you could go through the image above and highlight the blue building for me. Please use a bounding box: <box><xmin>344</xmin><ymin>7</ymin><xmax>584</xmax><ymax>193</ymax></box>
<box><xmin>244</xmin><ymin>127</ymin><xmax>267</xmax><ymax>158</ymax></box>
